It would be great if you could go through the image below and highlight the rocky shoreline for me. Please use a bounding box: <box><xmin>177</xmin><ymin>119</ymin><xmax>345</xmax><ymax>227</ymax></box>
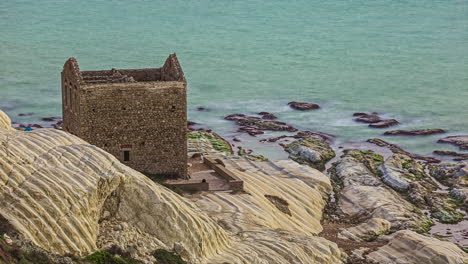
<box><xmin>2</xmin><ymin>104</ymin><xmax>468</xmax><ymax>264</ymax></box>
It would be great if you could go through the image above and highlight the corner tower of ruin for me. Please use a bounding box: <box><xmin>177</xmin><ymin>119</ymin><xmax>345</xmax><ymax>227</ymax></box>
<box><xmin>61</xmin><ymin>54</ymin><xmax>187</xmax><ymax>178</ymax></box>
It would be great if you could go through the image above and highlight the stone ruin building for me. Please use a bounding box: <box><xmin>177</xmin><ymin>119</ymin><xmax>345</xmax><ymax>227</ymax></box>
<box><xmin>61</xmin><ymin>54</ymin><xmax>187</xmax><ymax>178</ymax></box>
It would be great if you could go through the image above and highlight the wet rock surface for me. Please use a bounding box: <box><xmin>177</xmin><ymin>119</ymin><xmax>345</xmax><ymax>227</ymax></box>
<box><xmin>260</xmin><ymin>130</ymin><xmax>333</xmax><ymax>143</ymax></box>
<box><xmin>384</xmin><ymin>129</ymin><xmax>446</xmax><ymax>136</ymax></box>
<box><xmin>438</xmin><ymin>135</ymin><xmax>468</xmax><ymax>150</ymax></box>
<box><xmin>367</xmin><ymin>138</ymin><xmax>440</xmax><ymax>163</ymax></box>
<box><xmin>328</xmin><ymin>149</ymin><xmax>431</xmax><ymax>231</ymax></box>
<box><xmin>284</xmin><ymin>138</ymin><xmax>335</xmax><ymax>171</ymax></box>
<box><xmin>369</xmin><ymin>119</ymin><xmax>400</xmax><ymax>128</ymax></box>
<box><xmin>434</xmin><ymin>150</ymin><xmax>468</xmax><ymax>158</ymax></box>
<box><xmin>287</xmin><ymin>101</ymin><xmax>320</xmax><ymax>111</ymax></box>
<box><xmin>257</xmin><ymin>112</ymin><xmax>278</xmax><ymax>119</ymax></box>
<box><xmin>224</xmin><ymin>113</ymin><xmax>297</xmax><ymax>136</ymax></box>
<box><xmin>354</xmin><ymin>113</ymin><xmax>400</xmax><ymax>128</ymax></box>
<box><xmin>355</xmin><ymin>114</ymin><xmax>385</xmax><ymax>123</ymax></box>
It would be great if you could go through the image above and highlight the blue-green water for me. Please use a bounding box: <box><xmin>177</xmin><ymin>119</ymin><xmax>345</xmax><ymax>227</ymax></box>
<box><xmin>1</xmin><ymin>0</ymin><xmax>467</xmax><ymax>157</ymax></box>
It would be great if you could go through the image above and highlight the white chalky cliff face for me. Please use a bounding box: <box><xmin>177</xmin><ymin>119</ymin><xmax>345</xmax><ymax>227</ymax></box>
<box><xmin>0</xmin><ymin>110</ymin><xmax>230</xmax><ymax>262</ymax></box>
<box><xmin>0</xmin><ymin>110</ymin><xmax>344</xmax><ymax>263</ymax></box>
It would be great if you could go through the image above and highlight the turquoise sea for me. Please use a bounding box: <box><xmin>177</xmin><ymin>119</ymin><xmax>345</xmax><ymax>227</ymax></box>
<box><xmin>1</xmin><ymin>0</ymin><xmax>467</xmax><ymax>158</ymax></box>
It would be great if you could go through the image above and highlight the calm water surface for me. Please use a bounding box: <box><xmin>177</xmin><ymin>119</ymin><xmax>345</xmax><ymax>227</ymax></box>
<box><xmin>1</xmin><ymin>0</ymin><xmax>467</xmax><ymax>157</ymax></box>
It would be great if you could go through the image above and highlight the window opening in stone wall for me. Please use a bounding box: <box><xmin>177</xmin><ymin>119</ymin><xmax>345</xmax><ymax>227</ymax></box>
<box><xmin>124</xmin><ymin>151</ymin><xmax>130</xmax><ymax>161</ymax></box>
<box><xmin>171</xmin><ymin>105</ymin><xmax>176</xmax><ymax>112</ymax></box>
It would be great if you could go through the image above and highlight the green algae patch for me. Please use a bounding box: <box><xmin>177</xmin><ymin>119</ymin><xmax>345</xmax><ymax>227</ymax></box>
<box><xmin>431</xmin><ymin>207</ymin><xmax>465</xmax><ymax>224</ymax></box>
<box><xmin>344</xmin><ymin>149</ymin><xmax>383</xmax><ymax>174</ymax></box>
<box><xmin>413</xmin><ymin>218</ymin><xmax>434</xmax><ymax>234</ymax></box>
<box><xmin>237</xmin><ymin>147</ymin><xmax>269</xmax><ymax>162</ymax></box>
<box><xmin>188</xmin><ymin>131</ymin><xmax>233</xmax><ymax>154</ymax></box>
<box><xmin>152</xmin><ymin>249</ymin><xmax>187</xmax><ymax>264</ymax></box>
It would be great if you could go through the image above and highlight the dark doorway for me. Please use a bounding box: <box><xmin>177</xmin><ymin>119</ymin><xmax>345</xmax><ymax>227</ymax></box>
<box><xmin>124</xmin><ymin>151</ymin><xmax>130</xmax><ymax>161</ymax></box>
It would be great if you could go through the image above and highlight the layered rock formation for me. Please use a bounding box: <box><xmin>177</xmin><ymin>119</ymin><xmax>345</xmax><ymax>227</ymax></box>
<box><xmin>0</xmin><ymin>110</ymin><xmax>345</xmax><ymax>263</ymax></box>
<box><xmin>366</xmin><ymin>230</ymin><xmax>468</xmax><ymax>264</ymax></box>
<box><xmin>338</xmin><ymin>218</ymin><xmax>391</xmax><ymax>242</ymax></box>
<box><xmin>329</xmin><ymin>150</ymin><xmax>431</xmax><ymax>231</ymax></box>
<box><xmin>0</xmin><ymin>112</ymin><xmax>230</xmax><ymax>262</ymax></box>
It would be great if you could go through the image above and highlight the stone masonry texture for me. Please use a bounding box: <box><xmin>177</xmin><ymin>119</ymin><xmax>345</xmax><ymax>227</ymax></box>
<box><xmin>61</xmin><ymin>54</ymin><xmax>187</xmax><ymax>178</ymax></box>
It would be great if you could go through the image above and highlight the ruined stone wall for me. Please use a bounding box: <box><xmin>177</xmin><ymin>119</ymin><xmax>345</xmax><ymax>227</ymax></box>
<box><xmin>161</xmin><ymin>54</ymin><xmax>185</xmax><ymax>82</ymax></box>
<box><xmin>62</xmin><ymin>58</ymin><xmax>83</xmax><ymax>136</ymax></box>
<box><xmin>78</xmin><ymin>81</ymin><xmax>187</xmax><ymax>178</ymax></box>
<box><xmin>82</xmin><ymin>68</ymin><xmax>162</xmax><ymax>82</ymax></box>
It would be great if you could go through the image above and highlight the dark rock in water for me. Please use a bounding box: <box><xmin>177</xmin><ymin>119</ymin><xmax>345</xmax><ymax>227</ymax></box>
<box><xmin>437</xmin><ymin>135</ymin><xmax>468</xmax><ymax>150</ymax></box>
<box><xmin>187</xmin><ymin>121</ymin><xmax>198</xmax><ymax>131</ymax></box>
<box><xmin>354</xmin><ymin>113</ymin><xmax>399</xmax><ymax>128</ymax></box>
<box><xmin>225</xmin><ymin>114</ymin><xmax>297</xmax><ymax>136</ymax></box>
<box><xmin>236</xmin><ymin>117</ymin><xmax>297</xmax><ymax>132</ymax></box>
<box><xmin>352</xmin><ymin>112</ymin><xmax>368</xmax><ymax>117</ymax></box>
<box><xmin>18</xmin><ymin>112</ymin><xmax>34</xmax><ymax>116</ymax></box>
<box><xmin>384</xmin><ymin>129</ymin><xmax>446</xmax><ymax>136</ymax></box>
<box><xmin>287</xmin><ymin>101</ymin><xmax>320</xmax><ymax>111</ymax></box>
<box><xmin>238</xmin><ymin>127</ymin><xmax>264</xmax><ymax>136</ymax></box>
<box><xmin>292</xmin><ymin>131</ymin><xmax>333</xmax><ymax>142</ymax></box>
<box><xmin>233</xmin><ymin>137</ymin><xmax>241</xmax><ymax>142</ymax></box>
<box><xmin>262</xmin><ymin>114</ymin><xmax>277</xmax><ymax>120</ymax></box>
<box><xmin>260</xmin><ymin>130</ymin><xmax>333</xmax><ymax>144</ymax></box>
<box><xmin>31</xmin><ymin>124</ymin><xmax>43</xmax><ymax>128</ymax></box>
<box><xmin>196</xmin><ymin>107</ymin><xmax>210</xmax><ymax>111</ymax></box>
<box><xmin>258</xmin><ymin>112</ymin><xmax>277</xmax><ymax>120</ymax></box>
<box><xmin>369</xmin><ymin>119</ymin><xmax>400</xmax><ymax>128</ymax></box>
<box><xmin>355</xmin><ymin>114</ymin><xmax>383</xmax><ymax>123</ymax></box>
<box><xmin>224</xmin><ymin>114</ymin><xmax>246</xmax><ymax>121</ymax></box>
<box><xmin>433</xmin><ymin>150</ymin><xmax>468</xmax><ymax>158</ymax></box>
<box><xmin>41</xmin><ymin>117</ymin><xmax>61</xmax><ymax>122</ymax></box>
<box><xmin>367</xmin><ymin>138</ymin><xmax>440</xmax><ymax>163</ymax></box>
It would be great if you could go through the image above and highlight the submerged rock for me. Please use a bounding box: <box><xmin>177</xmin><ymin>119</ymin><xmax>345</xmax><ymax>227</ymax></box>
<box><xmin>366</xmin><ymin>230</ymin><xmax>468</xmax><ymax>264</ymax></box>
<box><xmin>354</xmin><ymin>113</ymin><xmax>400</xmax><ymax>128</ymax></box>
<box><xmin>258</xmin><ymin>112</ymin><xmax>278</xmax><ymax>119</ymax></box>
<box><xmin>384</xmin><ymin>129</ymin><xmax>446</xmax><ymax>136</ymax></box>
<box><xmin>261</xmin><ymin>130</ymin><xmax>333</xmax><ymax>143</ymax></box>
<box><xmin>284</xmin><ymin>138</ymin><xmax>335</xmax><ymax>171</ymax></box>
<box><xmin>438</xmin><ymin>135</ymin><xmax>468</xmax><ymax>150</ymax></box>
<box><xmin>41</xmin><ymin>116</ymin><xmax>62</xmax><ymax>122</ymax></box>
<box><xmin>287</xmin><ymin>101</ymin><xmax>320</xmax><ymax>111</ymax></box>
<box><xmin>433</xmin><ymin>150</ymin><xmax>468</xmax><ymax>159</ymax></box>
<box><xmin>369</xmin><ymin>119</ymin><xmax>400</xmax><ymax>128</ymax></box>
<box><xmin>338</xmin><ymin>218</ymin><xmax>391</xmax><ymax>242</ymax></box>
<box><xmin>224</xmin><ymin>114</ymin><xmax>297</xmax><ymax>136</ymax></box>
<box><xmin>355</xmin><ymin>114</ymin><xmax>383</xmax><ymax>123</ymax></box>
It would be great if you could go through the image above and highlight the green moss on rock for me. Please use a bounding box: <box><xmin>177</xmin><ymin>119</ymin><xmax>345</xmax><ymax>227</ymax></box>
<box><xmin>413</xmin><ymin>218</ymin><xmax>434</xmax><ymax>234</ymax></box>
<box><xmin>187</xmin><ymin>132</ymin><xmax>232</xmax><ymax>154</ymax></box>
<box><xmin>344</xmin><ymin>149</ymin><xmax>383</xmax><ymax>174</ymax></box>
<box><xmin>431</xmin><ymin>208</ymin><xmax>465</xmax><ymax>224</ymax></box>
<box><xmin>152</xmin><ymin>249</ymin><xmax>186</xmax><ymax>264</ymax></box>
